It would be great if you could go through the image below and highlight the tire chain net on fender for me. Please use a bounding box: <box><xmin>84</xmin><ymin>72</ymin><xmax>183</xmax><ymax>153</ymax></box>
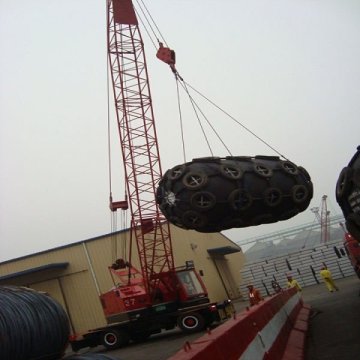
<box><xmin>336</xmin><ymin>145</ymin><xmax>360</xmax><ymax>241</ymax></box>
<box><xmin>156</xmin><ymin>155</ymin><xmax>313</xmax><ymax>232</ymax></box>
<box><xmin>0</xmin><ymin>286</ymin><xmax>70</xmax><ymax>360</ymax></box>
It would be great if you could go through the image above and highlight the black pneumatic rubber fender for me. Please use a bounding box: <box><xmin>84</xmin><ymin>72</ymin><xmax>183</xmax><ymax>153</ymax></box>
<box><xmin>157</xmin><ymin>155</ymin><xmax>313</xmax><ymax>232</ymax></box>
<box><xmin>336</xmin><ymin>146</ymin><xmax>360</xmax><ymax>241</ymax></box>
<box><xmin>177</xmin><ymin>312</ymin><xmax>205</xmax><ymax>333</ymax></box>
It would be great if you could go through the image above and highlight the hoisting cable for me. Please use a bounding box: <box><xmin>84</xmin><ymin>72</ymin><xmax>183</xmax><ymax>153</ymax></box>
<box><xmin>178</xmin><ymin>79</ymin><xmax>233</xmax><ymax>157</ymax></box>
<box><xmin>134</xmin><ymin>1</ymin><xmax>290</xmax><ymax>162</ymax></box>
<box><xmin>135</xmin><ymin>1</ymin><xmax>278</xmax><ymax>161</ymax></box>
<box><xmin>175</xmin><ymin>80</ymin><xmax>187</xmax><ymax>163</ymax></box>
<box><xmin>135</xmin><ymin>0</ymin><xmax>168</xmax><ymax>47</ymax></box>
<box><xmin>182</xmin><ymin>80</ymin><xmax>291</xmax><ymax>162</ymax></box>
<box><xmin>134</xmin><ymin>1</ymin><xmax>192</xmax><ymax>161</ymax></box>
<box><xmin>179</xmin><ymin>79</ymin><xmax>214</xmax><ymax>157</ymax></box>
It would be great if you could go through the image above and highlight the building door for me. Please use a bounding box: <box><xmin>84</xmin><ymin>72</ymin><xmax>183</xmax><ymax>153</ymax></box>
<box><xmin>213</xmin><ymin>257</ymin><xmax>241</xmax><ymax>299</ymax></box>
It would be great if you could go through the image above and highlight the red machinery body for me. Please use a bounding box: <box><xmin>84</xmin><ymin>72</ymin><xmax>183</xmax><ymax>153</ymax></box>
<box><xmin>344</xmin><ymin>232</ymin><xmax>360</xmax><ymax>278</ymax></box>
<box><xmin>100</xmin><ymin>260</ymin><xmax>211</xmax><ymax>322</ymax></box>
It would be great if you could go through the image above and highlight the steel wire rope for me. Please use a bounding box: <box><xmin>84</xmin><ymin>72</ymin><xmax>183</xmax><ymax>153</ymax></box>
<box><xmin>177</xmin><ymin>78</ymin><xmax>233</xmax><ymax>157</ymax></box>
<box><xmin>175</xmin><ymin>79</ymin><xmax>187</xmax><ymax>163</ymax></box>
<box><xmin>134</xmin><ymin>1</ymin><xmax>290</xmax><ymax>162</ymax></box>
<box><xmin>175</xmin><ymin>79</ymin><xmax>214</xmax><ymax>157</ymax></box>
<box><xmin>182</xmin><ymin>80</ymin><xmax>290</xmax><ymax>162</ymax></box>
<box><xmin>135</xmin><ymin>0</ymin><xmax>168</xmax><ymax>47</ymax></box>
<box><xmin>0</xmin><ymin>286</ymin><xmax>70</xmax><ymax>360</ymax></box>
<box><xmin>135</xmin><ymin>10</ymin><xmax>158</xmax><ymax>50</ymax></box>
<box><xmin>134</xmin><ymin>1</ymin><xmax>193</xmax><ymax>162</ymax></box>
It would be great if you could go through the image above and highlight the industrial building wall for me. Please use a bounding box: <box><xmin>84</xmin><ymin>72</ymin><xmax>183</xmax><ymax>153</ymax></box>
<box><xmin>170</xmin><ymin>226</ymin><xmax>244</xmax><ymax>301</ymax></box>
<box><xmin>0</xmin><ymin>226</ymin><xmax>244</xmax><ymax>334</ymax></box>
<box><xmin>0</xmin><ymin>243</ymin><xmax>111</xmax><ymax>332</ymax></box>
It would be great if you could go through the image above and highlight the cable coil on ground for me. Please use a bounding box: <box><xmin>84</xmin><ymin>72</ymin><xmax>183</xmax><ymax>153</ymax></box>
<box><xmin>0</xmin><ymin>286</ymin><xmax>70</xmax><ymax>360</ymax></box>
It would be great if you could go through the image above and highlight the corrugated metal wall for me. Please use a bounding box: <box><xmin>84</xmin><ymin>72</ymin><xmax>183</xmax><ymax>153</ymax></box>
<box><xmin>0</xmin><ymin>226</ymin><xmax>244</xmax><ymax>334</ymax></box>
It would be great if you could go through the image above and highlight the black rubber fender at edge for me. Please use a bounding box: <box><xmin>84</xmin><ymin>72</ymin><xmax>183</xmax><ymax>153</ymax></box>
<box><xmin>156</xmin><ymin>155</ymin><xmax>313</xmax><ymax>232</ymax></box>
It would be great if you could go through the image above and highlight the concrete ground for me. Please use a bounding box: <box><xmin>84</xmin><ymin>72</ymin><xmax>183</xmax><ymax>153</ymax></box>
<box><xmin>301</xmin><ymin>275</ymin><xmax>360</xmax><ymax>360</ymax></box>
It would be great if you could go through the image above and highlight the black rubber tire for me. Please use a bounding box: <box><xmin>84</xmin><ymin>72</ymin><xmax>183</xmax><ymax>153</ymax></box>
<box><xmin>168</xmin><ymin>165</ymin><xmax>186</xmax><ymax>180</ymax></box>
<box><xmin>219</xmin><ymin>164</ymin><xmax>242</xmax><ymax>179</ymax></box>
<box><xmin>182</xmin><ymin>172</ymin><xmax>208</xmax><ymax>189</ymax></box>
<box><xmin>181</xmin><ymin>210</ymin><xmax>207</xmax><ymax>229</ymax></box>
<box><xmin>190</xmin><ymin>191</ymin><xmax>216</xmax><ymax>211</ymax></box>
<box><xmin>101</xmin><ymin>329</ymin><xmax>129</xmax><ymax>350</ymax></box>
<box><xmin>229</xmin><ymin>189</ymin><xmax>253</xmax><ymax>211</ymax></box>
<box><xmin>254</xmin><ymin>163</ymin><xmax>273</xmax><ymax>177</ymax></box>
<box><xmin>177</xmin><ymin>312</ymin><xmax>205</xmax><ymax>333</ymax></box>
<box><xmin>292</xmin><ymin>185</ymin><xmax>309</xmax><ymax>203</ymax></box>
<box><xmin>281</xmin><ymin>161</ymin><xmax>299</xmax><ymax>175</ymax></box>
<box><xmin>263</xmin><ymin>187</ymin><xmax>282</xmax><ymax>207</ymax></box>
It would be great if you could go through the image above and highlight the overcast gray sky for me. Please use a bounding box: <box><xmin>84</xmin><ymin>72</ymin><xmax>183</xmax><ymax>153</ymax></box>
<box><xmin>1</xmin><ymin>0</ymin><xmax>359</xmax><ymax>262</ymax></box>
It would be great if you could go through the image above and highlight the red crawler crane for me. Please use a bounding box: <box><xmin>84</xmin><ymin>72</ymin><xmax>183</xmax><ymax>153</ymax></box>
<box><xmin>70</xmin><ymin>0</ymin><xmax>230</xmax><ymax>351</ymax></box>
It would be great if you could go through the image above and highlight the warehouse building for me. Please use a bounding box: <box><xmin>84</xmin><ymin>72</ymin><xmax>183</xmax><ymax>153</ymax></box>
<box><xmin>0</xmin><ymin>225</ymin><xmax>244</xmax><ymax>334</ymax></box>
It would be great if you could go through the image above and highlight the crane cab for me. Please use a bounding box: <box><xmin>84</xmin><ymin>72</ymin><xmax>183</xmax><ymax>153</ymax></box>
<box><xmin>174</xmin><ymin>267</ymin><xmax>209</xmax><ymax>304</ymax></box>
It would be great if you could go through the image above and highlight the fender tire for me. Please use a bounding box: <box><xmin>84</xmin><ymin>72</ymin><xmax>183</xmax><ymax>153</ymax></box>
<box><xmin>181</xmin><ymin>211</ymin><xmax>207</xmax><ymax>229</ymax></box>
<box><xmin>254</xmin><ymin>163</ymin><xmax>273</xmax><ymax>178</ymax></box>
<box><xmin>263</xmin><ymin>188</ymin><xmax>282</xmax><ymax>207</ymax></box>
<box><xmin>168</xmin><ymin>165</ymin><xmax>186</xmax><ymax>180</ymax></box>
<box><xmin>190</xmin><ymin>191</ymin><xmax>216</xmax><ymax>211</ymax></box>
<box><xmin>219</xmin><ymin>164</ymin><xmax>242</xmax><ymax>179</ymax></box>
<box><xmin>281</xmin><ymin>161</ymin><xmax>299</xmax><ymax>175</ymax></box>
<box><xmin>182</xmin><ymin>172</ymin><xmax>208</xmax><ymax>190</ymax></box>
<box><xmin>229</xmin><ymin>189</ymin><xmax>253</xmax><ymax>211</ymax></box>
<box><xmin>292</xmin><ymin>185</ymin><xmax>309</xmax><ymax>204</ymax></box>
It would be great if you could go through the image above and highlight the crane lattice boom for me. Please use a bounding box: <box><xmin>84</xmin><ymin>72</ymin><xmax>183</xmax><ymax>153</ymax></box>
<box><xmin>107</xmin><ymin>0</ymin><xmax>174</xmax><ymax>296</ymax></box>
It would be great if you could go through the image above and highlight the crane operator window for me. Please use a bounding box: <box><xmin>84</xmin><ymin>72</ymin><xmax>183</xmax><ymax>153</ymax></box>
<box><xmin>177</xmin><ymin>270</ymin><xmax>204</xmax><ymax>296</ymax></box>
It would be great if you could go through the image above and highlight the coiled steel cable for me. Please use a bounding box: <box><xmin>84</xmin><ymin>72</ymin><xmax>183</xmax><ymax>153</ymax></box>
<box><xmin>0</xmin><ymin>286</ymin><xmax>70</xmax><ymax>360</ymax></box>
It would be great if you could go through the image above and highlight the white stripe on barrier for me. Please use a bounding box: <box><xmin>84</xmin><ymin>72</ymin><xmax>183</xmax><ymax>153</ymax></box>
<box><xmin>239</xmin><ymin>293</ymin><xmax>300</xmax><ymax>360</ymax></box>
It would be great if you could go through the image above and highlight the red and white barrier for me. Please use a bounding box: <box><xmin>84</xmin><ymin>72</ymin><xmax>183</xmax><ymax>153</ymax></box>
<box><xmin>168</xmin><ymin>288</ymin><xmax>311</xmax><ymax>360</ymax></box>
